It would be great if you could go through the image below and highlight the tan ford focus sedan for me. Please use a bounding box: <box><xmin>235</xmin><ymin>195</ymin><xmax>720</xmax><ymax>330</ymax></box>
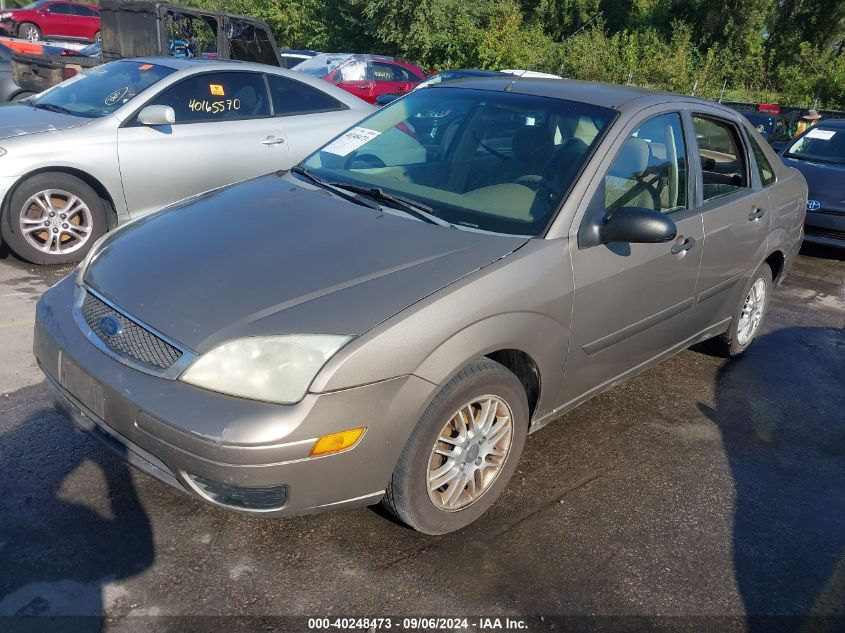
<box><xmin>34</xmin><ymin>78</ymin><xmax>806</xmax><ymax>534</ymax></box>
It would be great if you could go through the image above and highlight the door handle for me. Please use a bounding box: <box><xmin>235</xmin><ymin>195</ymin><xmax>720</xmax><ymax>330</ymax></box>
<box><xmin>671</xmin><ymin>236</ymin><xmax>696</xmax><ymax>255</ymax></box>
<box><xmin>749</xmin><ymin>208</ymin><xmax>766</xmax><ymax>221</ymax></box>
<box><xmin>262</xmin><ymin>136</ymin><xmax>285</xmax><ymax>146</ymax></box>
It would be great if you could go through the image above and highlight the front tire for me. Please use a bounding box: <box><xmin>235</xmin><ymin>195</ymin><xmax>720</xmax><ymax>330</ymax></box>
<box><xmin>1</xmin><ymin>173</ymin><xmax>109</xmax><ymax>266</ymax></box>
<box><xmin>18</xmin><ymin>22</ymin><xmax>41</xmax><ymax>41</ymax></box>
<box><xmin>383</xmin><ymin>359</ymin><xmax>529</xmax><ymax>534</ymax></box>
<box><xmin>704</xmin><ymin>263</ymin><xmax>773</xmax><ymax>358</ymax></box>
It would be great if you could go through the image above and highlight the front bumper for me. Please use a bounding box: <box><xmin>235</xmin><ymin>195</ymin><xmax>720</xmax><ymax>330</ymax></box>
<box><xmin>35</xmin><ymin>276</ymin><xmax>437</xmax><ymax>516</ymax></box>
<box><xmin>804</xmin><ymin>210</ymin><xmax>845</xmax><ymax>248</ymax></box>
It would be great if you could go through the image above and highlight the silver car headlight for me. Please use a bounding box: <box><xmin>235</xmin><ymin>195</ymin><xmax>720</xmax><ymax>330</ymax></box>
<box><xmin>180</xmin><ymin>335</ymin><xmax>352</xmax><ymax>404</ymax></box>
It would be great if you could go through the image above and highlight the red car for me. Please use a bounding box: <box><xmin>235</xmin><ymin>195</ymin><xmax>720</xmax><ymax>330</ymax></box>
<box><xmin>294</xmin><ymin>53</ymin><xmax>426</xmax><ymax>104</ymax></box>
<box><xmin>0</xmin><ymin>1</ymin><xmax>100</xmax><ymax>43</ymax></box>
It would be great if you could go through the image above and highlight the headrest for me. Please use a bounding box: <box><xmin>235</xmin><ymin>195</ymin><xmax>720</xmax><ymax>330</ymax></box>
<box><xmin>512</xmin><ymin>125</ymin><xmax>554</xmax><ymax>164</ymax></box>
<box><xmin>609</xmin><ymin>137</ymin><xmax>649</xmax><ymax>178</ymax></box>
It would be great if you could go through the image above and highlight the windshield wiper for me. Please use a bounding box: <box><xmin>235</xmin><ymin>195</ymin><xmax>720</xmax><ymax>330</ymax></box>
<box><xmin>290</xmin><ymin>166</ymin><xmax>380</xmax><ymax>211</ymax></box>
<box><xmin>330</xmin><ymin>183</ymin><xmax>454</xmax><ymax>228</ymax></box>
<box><xmin>31</xmin><ymin>103</ymin><xmax>74</xmax><ymax>116</ymax></box>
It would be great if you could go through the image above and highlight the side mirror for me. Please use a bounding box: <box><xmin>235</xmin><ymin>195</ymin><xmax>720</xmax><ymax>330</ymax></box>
<box><xmin>375</xmin><ymin>93</ymin><xmax>399</xmax><ymax>107</ymax></box>
<box><xmin>598</xmin><ymin>207</ymin><xmax>677</xmax><ymax>245</ymax></box>
<box><xmin>137</xmin><ymin>105</ymin><xmax>176</xmax><ymax>126</ymax></box>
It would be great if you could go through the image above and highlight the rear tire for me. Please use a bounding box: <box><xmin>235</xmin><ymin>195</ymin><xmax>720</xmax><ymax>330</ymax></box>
<box><xmin>383</xmin><ymin>359</ymin><xmax>529</xmax><ymax>534</ymax></box>
<box><xmin>18</xmin><ymin>22</ymin><xmax>41</xmax><ymax>42</ymax></box>
<box><xmin>1</xmin><ymin>173</ymin><xmax>109</xmax><ymax>266</ymax></box>
<box><xmin>703</xmin><ymin>263</ymin><xmax>772</xmax><ymax>358</ymax></box>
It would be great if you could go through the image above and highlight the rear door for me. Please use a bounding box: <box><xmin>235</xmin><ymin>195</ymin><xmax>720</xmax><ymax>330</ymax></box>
<box><xmin>70</xmin><ymin>4</ymin><xmax>99</xmax><ymax>40</ymax></box>
<box><xmin>687</xmin><ymin>110</ymin><xmax>771</xmax><ymax>331</ymax></box>
<box><xmin>117</xmin><ymin>71</ymin><xmax>285</xmax><ymax>217</ymax></box>
<box><xmin>562</xmin><ymin>109</ymin><xmax>705</xmax><ymax>405</ymax></box>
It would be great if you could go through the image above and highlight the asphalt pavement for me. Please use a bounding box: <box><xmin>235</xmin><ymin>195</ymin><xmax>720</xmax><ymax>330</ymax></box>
<box><xmin>0</xmin><ymin>242</ymin><xmax>843</xmax><ymax>633</ymax></box>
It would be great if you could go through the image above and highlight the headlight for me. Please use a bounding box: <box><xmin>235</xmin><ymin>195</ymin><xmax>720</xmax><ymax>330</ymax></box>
<box><xmin>0</xmin><ymin>12</ymin><xmax>13</xmax><ymax>19</ymax></box>
<box><xmin>180</xmin><ymin>335</ymin><xmax>352</xmax><ymax>404</ymax></box>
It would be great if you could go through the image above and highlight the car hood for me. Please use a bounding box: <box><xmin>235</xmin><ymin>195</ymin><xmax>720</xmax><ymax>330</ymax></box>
<box><xmin>782</xmin><ymin>155</ymin><xmax>845</xmax><ymax>213</ymax></box>
<box><xmin>0</xmin><ymin>104</ymin><xmax>91</xmax><ymax>140</ymax></box>
<box><xmin>84</xmin><ymin>174</ymin><xmax>529</xmax><ymax>353</ymax></box>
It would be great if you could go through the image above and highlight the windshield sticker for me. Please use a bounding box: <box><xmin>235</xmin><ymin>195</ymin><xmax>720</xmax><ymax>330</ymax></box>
<box><xmin>210</xmin><ymin>84</ymin><xmax>225</xmax><ymax>96</ymax></box>
<box><xmin>138</xmin><ymin>64</ymin><xmax>154</xmax><ymax>71</ymax></box>
<box><xmin>105</xmin><ymin>87</ymin><xmax>129</xmax><ymax>106</ymax></box>
<box><xmin>188</xmin><ymin>98</ymin><xmax>241</xmax><ymax>114</ymax></box>
<box><xmin>322</xmin><ymin>127</ymin><xmax>382</xmax><ymax>156</ymax></box>
<box><xmin>805</xmin><ymin>128</ymin><xmax>836</xmax><ymax>140</ymax></box>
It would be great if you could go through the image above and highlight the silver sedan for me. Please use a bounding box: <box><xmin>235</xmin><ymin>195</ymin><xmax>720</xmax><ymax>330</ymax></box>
<box><xmin>0</xmin><ymin>57</ymin><xmax>374</xmax><ymax>264</ymax></box>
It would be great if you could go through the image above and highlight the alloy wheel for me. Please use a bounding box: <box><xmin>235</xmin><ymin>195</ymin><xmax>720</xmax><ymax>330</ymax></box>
<box><xmin>737</xmin><ymin>278</ymin><xmax>767</xmax><ymax>345</ymax></box>
<box><xmin>427</xmin><ymin>395</ymin><xmax>514</xmax><ymax>511</ymax></box>
<box><xmin>23</xmin><ymin>26</ymin><xmax>39</xmax><ymax>41</ymax></box>
<box><xmin>19</xmin><ymin>190</ymin><xmax>94</xmax><ymax>256</ymax></box>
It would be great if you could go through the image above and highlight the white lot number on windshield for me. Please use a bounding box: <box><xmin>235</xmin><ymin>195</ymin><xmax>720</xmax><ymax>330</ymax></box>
<box><xmin>322</xmin><ymin>127</ymin><xmax>382</xmax><ymax>156</ymax></box>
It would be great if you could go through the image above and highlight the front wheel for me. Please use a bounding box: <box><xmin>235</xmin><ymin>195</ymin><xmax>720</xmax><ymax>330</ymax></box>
<box><xmin>1</xmin><ymin>173</ymin><xmax>109</xmax><ymax>266</ymax></box>
<box><xmin>18</xmin><ymin>22</ymin><xmax>41</xmax><ymax>41</ymax></box>
<box><xmin>383</xmin><ymin>359</ymin><xmax>529</xmax><ymax>534</ymax></box>
<box><xmin>703</xmin><ymin>263</ymin><xmax>773</xmax><ymax>357</ymax></box>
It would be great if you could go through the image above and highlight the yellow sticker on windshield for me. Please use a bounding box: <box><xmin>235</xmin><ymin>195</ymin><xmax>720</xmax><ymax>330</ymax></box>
<box><xmin>210</xmin><ymin>84</ymin><xmax>225</xmax><ymax>96</ymax></box>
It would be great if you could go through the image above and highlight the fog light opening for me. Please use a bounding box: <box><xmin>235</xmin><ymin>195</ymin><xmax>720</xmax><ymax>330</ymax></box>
<box><xmin>311</xmin><ymin>427</ymin><xmax>366</xmax><ymax>457</ymax></box>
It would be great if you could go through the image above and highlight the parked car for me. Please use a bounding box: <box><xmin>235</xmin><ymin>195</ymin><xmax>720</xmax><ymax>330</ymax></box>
<box><xmin>375</xmin><ymin>68</ymin><xmax>505</xmax><ymax>106</ymax></box>
<box><xmin>780</xmin><ymin>119</ymin><xmax>845</xmax><ymax>248</ymax></box>
<box><xmin>34</xmin><ymin>78</ymin><xmax>806</xmax><ymax>534</ymax></box>
<box><xmin>0</xmin><ymin>1</ymin><xmax>101</xmax><ymax>43</ymax></box>
<box><xmin>740</xmin><ymin>111</ymin><xmax>790</xmax><ymax>147</ymax></box>
<box><xmin>279</xmin><ymin>49</ymin><xmax>318</xmax><ymax>69</ymax></box>
<box><xmin>294</xmin><ymin>53</ymin><xmax>426</xmax><ymax>104</ymax></box>
<box><xmin>0</xmin><ymin>57</ymin><xmax>374</xmax><ymax>264</ymax></box>
<box><xmin>0</xmin><ymin>42</ymin><xmax>30</xmax><ymax>101</ymax></box>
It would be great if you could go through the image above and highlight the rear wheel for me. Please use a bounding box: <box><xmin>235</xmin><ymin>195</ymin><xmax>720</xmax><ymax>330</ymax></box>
<box><xmin>1</xmin><ymin>173</ymin><xmax>109</xmax><ymax>266</ymax></box>
<box><xmin>18</xmin><ymin>22</ymin><xmax>41</xmax><ymax>42</ymax></box>
<box><xmin>94</xmin><ymin>31</ymin><xmax>101</xmax><ymax>43</ymax></box>
<box><xmin>383</xmin><ymin>359</ymin><xmax>529</xmax><ymax>534</ymax></box>
<box><xmin>703</xmin><ymin>263</ymin><xmax>772</xmax><ymax>358</ymax></box>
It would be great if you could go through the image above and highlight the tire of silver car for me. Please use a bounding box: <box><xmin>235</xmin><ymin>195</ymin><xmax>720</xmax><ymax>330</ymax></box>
<box><xmin>18</xmin><ymin>22</ymin><xmax>42</xmax><ymax>42</ymax></box>
<box><xmin>1</xmin><ymin>173</ymin><xmax>109</xmax><ymax>266</ymax></box>
<box><xmin>704</xmin><ymin>262</ymin><xmax>773</xmax><ymax>358</ymax></box>
<box><xmin>383</xmin><ymin>358</ymin><xmax>529</xmax><ymax>534</ymax></box>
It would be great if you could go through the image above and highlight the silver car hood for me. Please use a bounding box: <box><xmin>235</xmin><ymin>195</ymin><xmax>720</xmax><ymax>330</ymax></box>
<box><xmin>0</xmin><ymin>104</ymin><xmax>91</xmax><ymax>140</ymax></box>
<box><xmin>84</xmin><ymin>174</ymin><xmax>529</xmax><ymax>353</ymax></box>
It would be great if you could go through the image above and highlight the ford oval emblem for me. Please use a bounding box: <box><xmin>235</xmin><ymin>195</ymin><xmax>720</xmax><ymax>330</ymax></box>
<box><xmin>807</xmin><ymin>200</ymin><xmax>821</xmax><ymax>212</ymax></box>
<box><xmin>99</xmin><ymin>315</ymin><xmax>122</xmax><ymax>338</ymax></box>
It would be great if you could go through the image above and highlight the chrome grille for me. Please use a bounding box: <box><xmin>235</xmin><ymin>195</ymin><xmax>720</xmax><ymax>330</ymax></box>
<box><xmin>81</xmin><ymin>291</ymin><xmax>182</xmax><ymax>370</ymax></box>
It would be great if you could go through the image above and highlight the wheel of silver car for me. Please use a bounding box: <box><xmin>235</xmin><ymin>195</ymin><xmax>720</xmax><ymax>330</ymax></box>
<box><xmin>18</xmin><ymin>22</ymin><xmax>41</xmax><ymax>42</ymax></box>
<box><xmin>2</xmin><ymin>173</ymin><xmax>109</xmax><ymax>266</ymax></box>
<box><xmin>383</xmin><ymin>358</ymin><xmax>529</xmax><ymax>534</ymax></box>
<box><xmin>427</xmin><ymin>395</ymin><xmax>514</xmax><ymax>511</ymax></box>
<box><xmin>702</xmin><ymin>262</ymin><xmax>773</xmax><ymax>358</ymax></box>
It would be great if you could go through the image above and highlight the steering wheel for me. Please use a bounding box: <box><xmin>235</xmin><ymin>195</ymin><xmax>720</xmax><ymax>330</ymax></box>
<box><xmin>344</xmin><ymin>153</ymin><xmax>386</xmax><ymax>170</ymax></box>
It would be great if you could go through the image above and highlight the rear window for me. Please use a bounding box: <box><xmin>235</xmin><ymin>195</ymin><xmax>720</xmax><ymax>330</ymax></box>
<box><xmin>267</xmin><ymin>75</ymin><xmax>346</xmax><ymax>116</ymax></box>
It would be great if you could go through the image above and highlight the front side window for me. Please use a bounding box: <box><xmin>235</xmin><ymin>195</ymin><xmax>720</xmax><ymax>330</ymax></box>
<box><xmin>294</xmin><ymin>53</ymin><xmax>352</xmax><ymax>79</ymax></box>
<box><xmin>148</xmin><ymin>72</ymin><xmax>270</xmax><ymax>124</ymax></box>
<box><xmin>267</xmin><ymin>75</ymin><xmax>345</xmax><ymax>116</ymax></box>
<box><xmin>749</xmin><ymin>135</ymin><xmax>776</xmax><ymax>186</ymax></box>
<box><xmin>30</xmin><ymin>60</ymin><xmax>176</xmax><ymax>118</ymax></box>
<box><xmin>334</xmin><ymin>60</ymin><xmax>366</xmax><ymax>83</ymax></box>
<box><xmin>300</xmin><ymin>87</ymin><xmax>615</xmax><ymax>236</ymax></box>
<box><xmin>693</xmin><ymin>115</ymin><xmax>749</xmax><ymax>201</ymax></box>
<box><xmin>602</xmin><ymin>112</ymin><xmax>688</xmax><ymax>216</ymax></box>
<box><xmin>785</xmin><ymin>126</ymin><xmax>845</xmax><ymax>166</ymax></box>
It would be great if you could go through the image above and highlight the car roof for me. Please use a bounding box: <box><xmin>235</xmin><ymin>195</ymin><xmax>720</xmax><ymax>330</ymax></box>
<box><xmin>816</xmin><ymin>119</ymin><xmax>845</xmax><ymax>128</ymax></box>
<box><xmin>124</xmin><ymin>57</ymin><xmax>274</xmax><ymax>72</ymax></box>
<box><xmin>431</xmin><ymin>76</ymin><xmax>719</xmax><ymax>111</ymax></box>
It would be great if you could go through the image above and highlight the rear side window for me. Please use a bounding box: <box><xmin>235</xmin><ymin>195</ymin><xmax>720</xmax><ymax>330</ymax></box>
<box><xmin>49</xmin><ymin>4</ymin><xmax>74</xmax><ymax>15</ymax></box>
<box><xmin>369</xmin><ymin>62</ymin><xmax>421</xmax><ymax>83</ymax></box>
<box><xmin>693</xmin><ymin>115</ymin><xmax>749</xmax><ymax>201</ymax></box>
<box><xmin>749</xmin><ymin>135</ymin><xmax>776</xmax><ymax>186</ymax></box>
<box><xmin>602</xmin><ymin>112</ymin><xmax>688</xmax><ymax>215</ymax></box>
<box><xmin>149</xmin><ymin>72</ymin><xmax>271</xmax><ymax>124</ymax></box>
<box><xmin>72</xmin><ymin>5</ymin><xmax>98</xmax><ymax>16</ymax></box>
<box><xmin>266</xmin><ymin>75</ymin><xmax>346</xmax><ymax>116</ymax></box>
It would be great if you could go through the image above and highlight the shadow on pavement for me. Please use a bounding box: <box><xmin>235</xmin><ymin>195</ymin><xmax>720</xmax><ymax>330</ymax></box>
<box><xmin>799</xmin><ymin>242</ymin><xmax>845</xmax><ymax>262</ymax></box>
<box><xmin>700</xmin><ymin>327</ymin><xmax>845</xmax><ymax>630</ymax></box>
<box><xmin>0</xmin><ymin>382</ymin><xmax>154</xmax><ymax>632</ymax></box>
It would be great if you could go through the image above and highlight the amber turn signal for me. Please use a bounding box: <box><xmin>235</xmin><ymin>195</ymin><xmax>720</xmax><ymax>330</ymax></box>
<box><xmin>310</xmin><ymin>428</ymin><xmax>366</xmax><ymax>456</ymax></box>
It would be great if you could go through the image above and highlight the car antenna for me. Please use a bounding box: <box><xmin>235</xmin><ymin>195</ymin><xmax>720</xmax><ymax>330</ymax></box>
<box><xmin>504</xmin><ymin>69</ymin><xmax>530</xmax><ymax>93</ymax></box>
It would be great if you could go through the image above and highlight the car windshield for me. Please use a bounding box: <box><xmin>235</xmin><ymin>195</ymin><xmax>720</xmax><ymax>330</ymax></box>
<box><xmin>786</xmin><ymin>127</ymin><xmax>845</xmax><ymax>165</ymax></box>
<box><xmin>294</xmin><ymin>53</ymin><xmax>353</xmax><ymax>78</ymax></box>
<box><xmin>29</xmin><ymin>61</ymin><xmax>176</xmax><ymax>119</ymax></box>
<box><xmin>300</xmin><ymin>87</ymin><xmax>615</xmax><ymax>236</ymax></box>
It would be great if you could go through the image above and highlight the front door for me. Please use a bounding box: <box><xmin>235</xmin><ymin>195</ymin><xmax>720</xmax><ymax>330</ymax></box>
<box><xmin>117</xmin><ymin>71</ymin><xmax>286</xmax><ymax>218</ymax></box>
<box><xmin>562</xmin><ymin>111</ymin><xmax>704</xmax><ymax>406</ymax></box>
